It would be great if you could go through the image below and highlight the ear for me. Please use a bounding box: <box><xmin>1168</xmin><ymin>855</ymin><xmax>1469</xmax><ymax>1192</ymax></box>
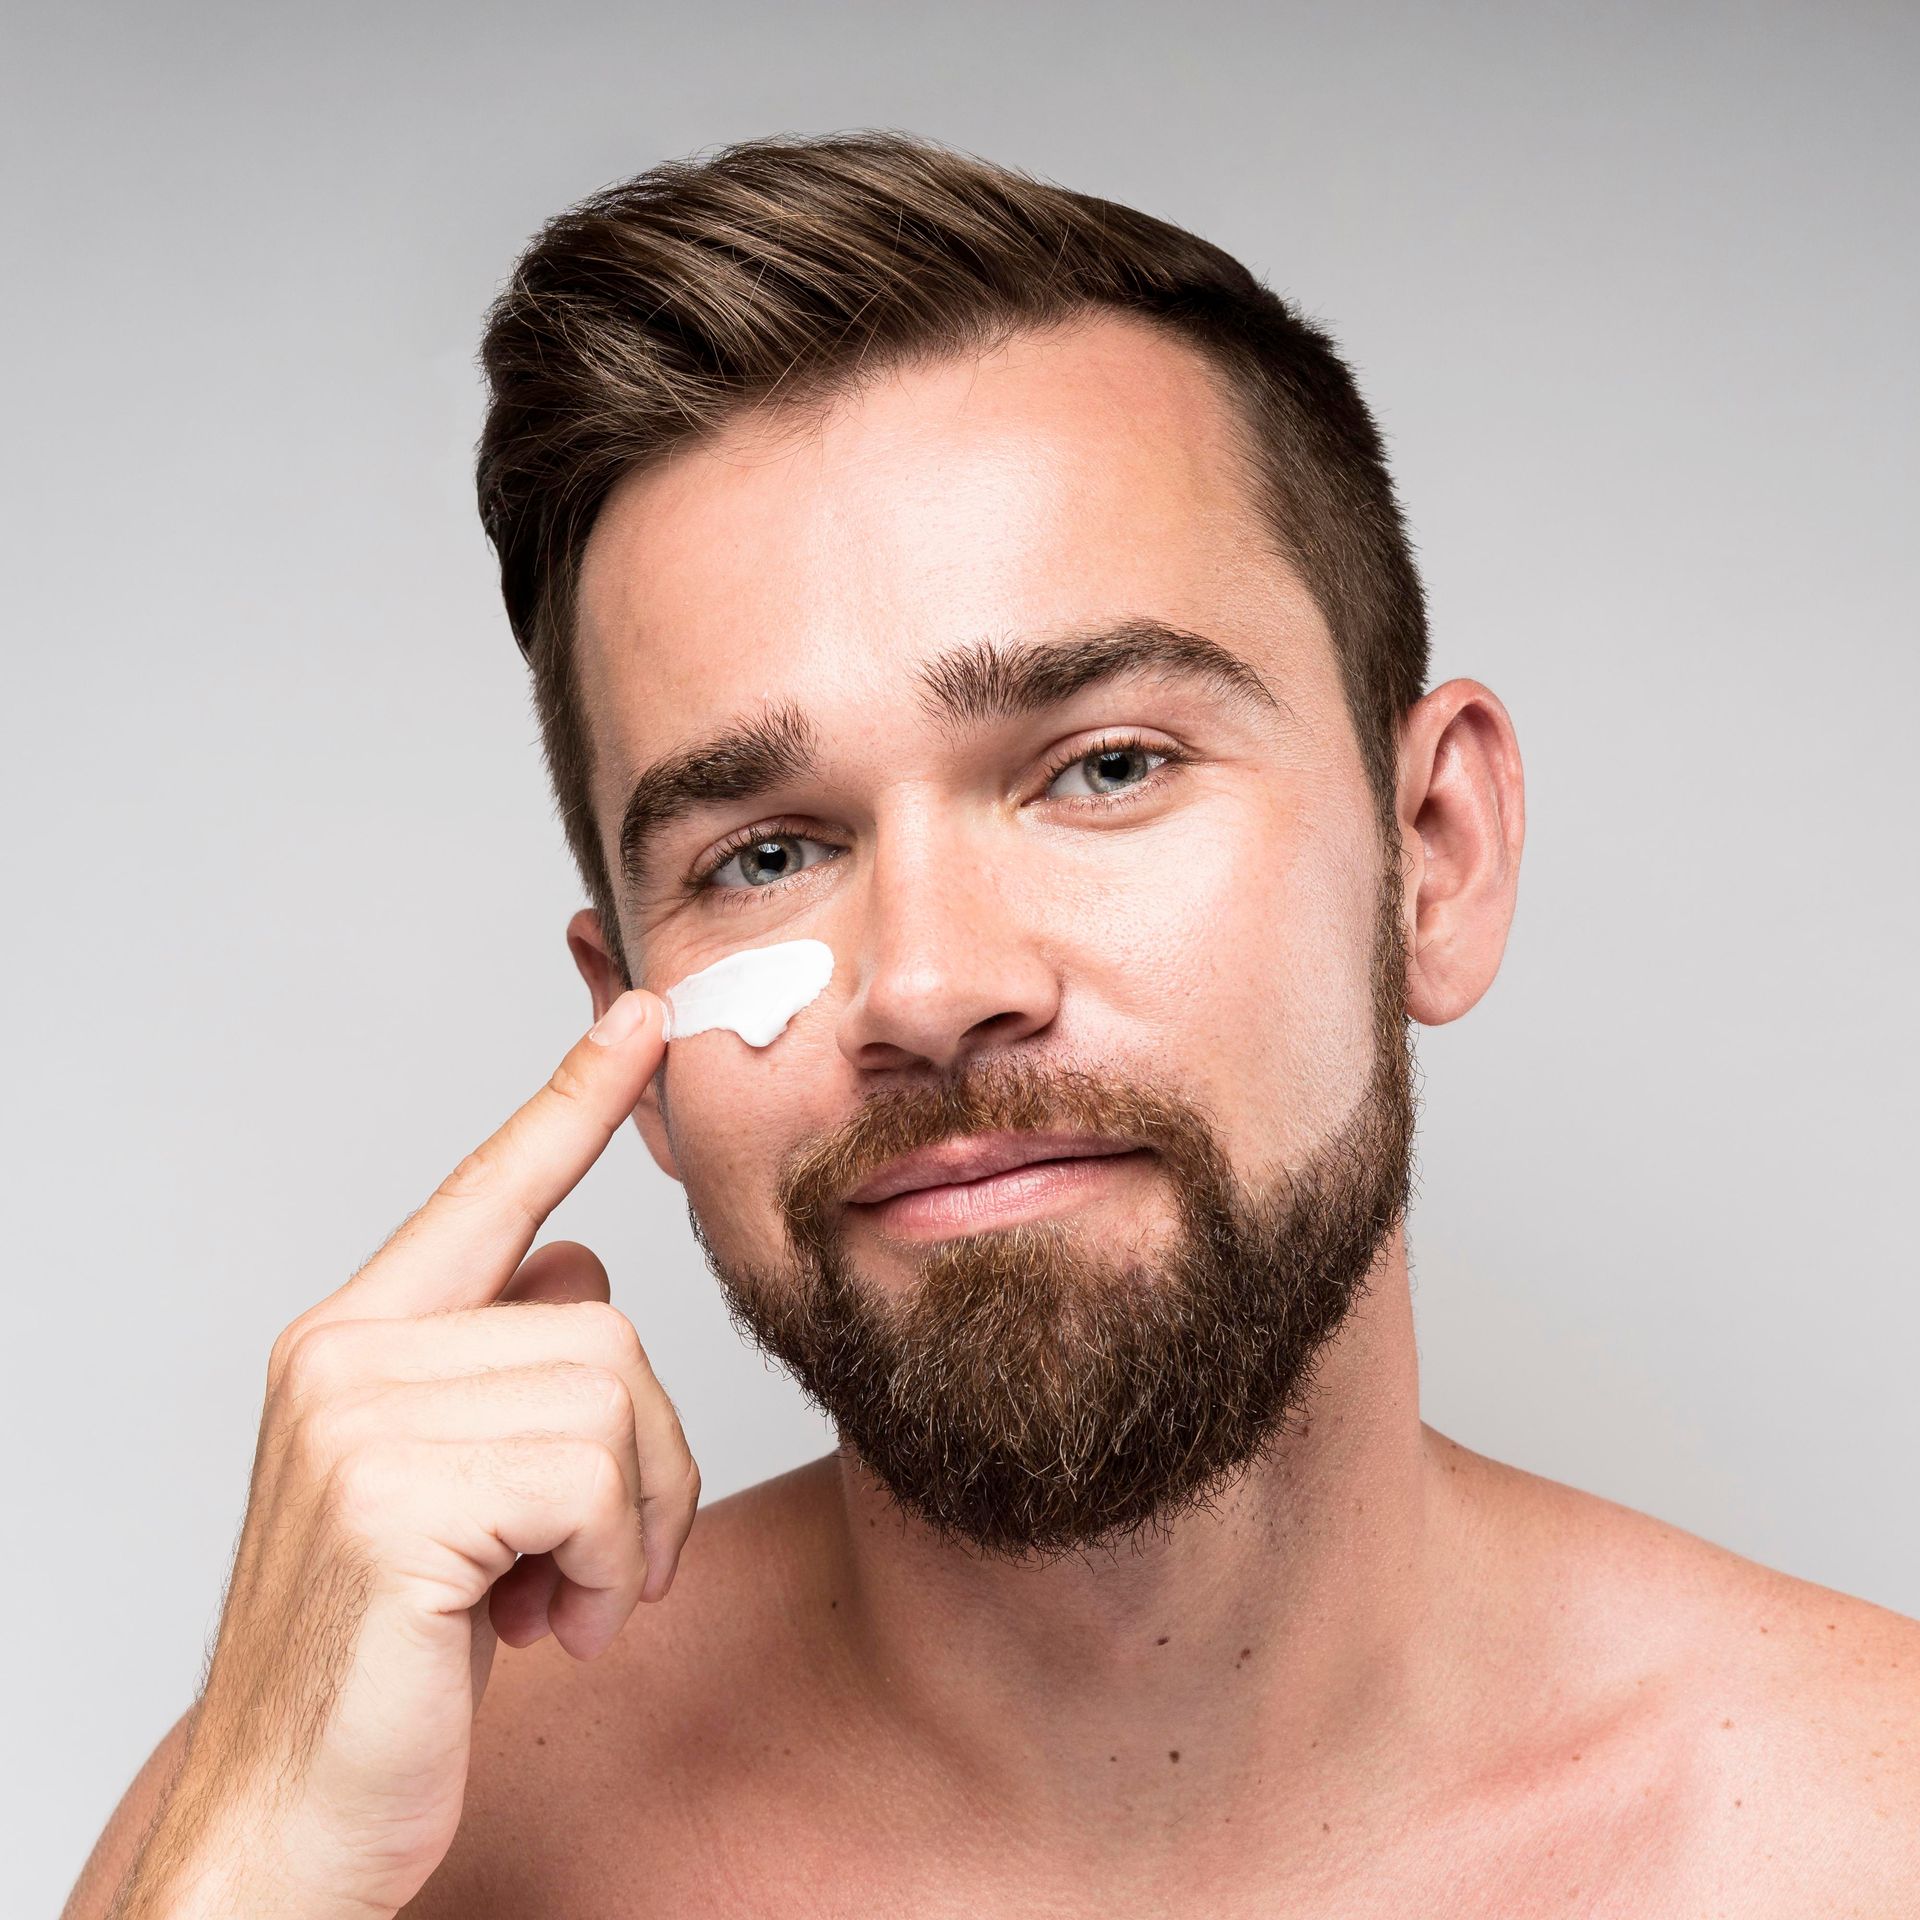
<box><xmin>1393</xmin><ymin>678</ymin><xmax>1526</xmax><ymax>1026</ymax></box>
<box><xmin>566</xmin><ymin>906</ymin><xmax>682</xmax><ymax>1183</ymax></box>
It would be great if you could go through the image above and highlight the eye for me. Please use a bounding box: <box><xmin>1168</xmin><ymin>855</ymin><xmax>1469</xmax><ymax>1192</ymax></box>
<box><xmin>697</xmin><ymin>828</ymin><xmax>842</xmax><ymax>893</ymax></box>
<box><xmin>1043</xmin><ymin>737</ymin><xmax>1175</xmax><ymax>801</ymax></box>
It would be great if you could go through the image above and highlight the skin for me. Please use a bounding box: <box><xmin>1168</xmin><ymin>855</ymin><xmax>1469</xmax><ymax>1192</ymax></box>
<box><xmin>67</xmin><ymin>314</ymin><xmax>1920</xmax><ymax>1919</ymax></box>
<box><xmin>543</xmin><ymin>314</ymin><xmax>1919</xmax><ymax>1910</ymax></box>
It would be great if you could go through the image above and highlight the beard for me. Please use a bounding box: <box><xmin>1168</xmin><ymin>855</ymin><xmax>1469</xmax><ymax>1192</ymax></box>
<box><xmin>685</xmin><ymin>850</ymin><xmax>1419</xmax><ymax>1563</ymax></box>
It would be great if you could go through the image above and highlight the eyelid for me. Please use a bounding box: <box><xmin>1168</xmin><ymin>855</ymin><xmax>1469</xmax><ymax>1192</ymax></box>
<box><xmin>686</xmin><ymin>816</ymin><xmax>838</xmax><ymax>891</ymax></box>
<box><xmin>1035</xmin><ymin>726</ymin><xmax>1187</xmax><ymax>790</ymax></box>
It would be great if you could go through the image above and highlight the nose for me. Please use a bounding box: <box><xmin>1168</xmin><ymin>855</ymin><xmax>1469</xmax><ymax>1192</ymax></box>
<box><xmin>834</xmin><ymin>802</ymin><xmax>1061</xmax><ymax>1074</ymax></box>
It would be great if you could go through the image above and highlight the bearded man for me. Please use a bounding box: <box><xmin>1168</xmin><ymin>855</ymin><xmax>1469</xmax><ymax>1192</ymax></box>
<box><xmin>70</xmin><ymin>131</ymin><xmax>1920</xmax><ymax>1920</ymax></box>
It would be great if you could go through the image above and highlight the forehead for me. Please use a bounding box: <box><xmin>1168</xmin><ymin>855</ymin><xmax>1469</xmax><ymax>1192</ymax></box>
<box><xmin>572</xmin><ymin>313</ymin><xmax>1332</xmax><ymax>796</ymax></box>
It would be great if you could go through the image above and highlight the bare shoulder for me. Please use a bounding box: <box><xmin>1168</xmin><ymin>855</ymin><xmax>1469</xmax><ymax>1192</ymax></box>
<box><xmin>1433</xmin><ymin>1428</ymin><xmax>1920</xmax><ymax>1910</ymax></box>
<box><xmin>400</xmin><ymin>1452</ymin><xmax>845</xmax><ymax>1919</ymax></box>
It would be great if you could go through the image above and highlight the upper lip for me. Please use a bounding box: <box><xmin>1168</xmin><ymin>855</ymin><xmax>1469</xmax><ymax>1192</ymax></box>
<box><xmin>846</xmin><ymin>1131</ymin><xmax>1141</xmax><ymax>1206</ymax></box>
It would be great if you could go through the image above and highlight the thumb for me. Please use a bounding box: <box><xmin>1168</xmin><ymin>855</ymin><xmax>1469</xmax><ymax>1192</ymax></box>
<box><xmin>497</xmin><ymin>1238</ymin><xmax>611</xmax><ymax>1307</ymax></box>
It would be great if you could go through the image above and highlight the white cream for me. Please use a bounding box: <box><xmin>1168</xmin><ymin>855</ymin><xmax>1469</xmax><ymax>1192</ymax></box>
<box><xmin>659</xmin><ymin>938</ymin><xmax>835</xmax><ymax>1047</ymax></box>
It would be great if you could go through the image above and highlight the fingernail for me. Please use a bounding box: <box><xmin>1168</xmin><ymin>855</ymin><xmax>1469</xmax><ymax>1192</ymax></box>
<box><xmin>588</xmin><ymin>991</ymin><xmax>651</xmax><ymax>1047</ymax></box>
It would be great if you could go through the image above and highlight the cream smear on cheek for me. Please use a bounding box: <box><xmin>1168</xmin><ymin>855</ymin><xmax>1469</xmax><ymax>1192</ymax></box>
<box><xmin>659</xmin><ymin>938</ymin><xmax>835</xmax><ymax>1047</ymax></box>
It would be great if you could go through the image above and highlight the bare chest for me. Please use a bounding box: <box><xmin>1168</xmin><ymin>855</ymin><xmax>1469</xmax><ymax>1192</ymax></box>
<box><xmin>409</xmin><ymin>1728</ymin><xmax>1745</xmax><ymax>1920</ymax></box>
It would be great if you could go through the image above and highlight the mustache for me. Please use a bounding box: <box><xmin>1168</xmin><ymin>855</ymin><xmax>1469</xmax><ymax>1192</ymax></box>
<box><xmin>775</xmin><ymin>1052</ymin><xmax>1231</xmax><ymax>1259</ymax></box>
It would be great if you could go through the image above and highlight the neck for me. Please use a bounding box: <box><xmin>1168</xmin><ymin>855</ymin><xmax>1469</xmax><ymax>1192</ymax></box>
<box><xmin>809</xmin><ymin>1227</ymin><xmax>1468</xmax><ymax>1825</ymax></box>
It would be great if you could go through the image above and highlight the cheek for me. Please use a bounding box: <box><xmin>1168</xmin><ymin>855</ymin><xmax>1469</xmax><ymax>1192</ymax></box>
<box><xmin>1042</xmin><ymin>788</ymin><xmax>1381</xmax><ymax>1161</ymax></box>
<box><xmin>658</xmin><ymin>1044</ymin><xmax>818</xmax><ymax>1270</ymax></box>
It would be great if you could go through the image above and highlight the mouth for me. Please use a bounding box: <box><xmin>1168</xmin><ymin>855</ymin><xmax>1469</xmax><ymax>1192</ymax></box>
<box><xmin>845</xmin><ymin>1131</ymin><xmax>1150</xmax><ymax>1239</ymax></box>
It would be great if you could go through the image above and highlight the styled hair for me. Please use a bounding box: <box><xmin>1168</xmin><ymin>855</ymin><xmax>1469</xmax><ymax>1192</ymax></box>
<box><xmin>476</xmin><ymin>129</ymin><xmax>1428</xmax><ymax>982</ymax></box>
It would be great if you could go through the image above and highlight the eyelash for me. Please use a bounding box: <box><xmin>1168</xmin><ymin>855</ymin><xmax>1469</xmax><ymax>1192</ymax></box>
<box><xmin>683</xmin><ymin>730</ymin><xmax>1191</xmax><ymax>906</ymax></box>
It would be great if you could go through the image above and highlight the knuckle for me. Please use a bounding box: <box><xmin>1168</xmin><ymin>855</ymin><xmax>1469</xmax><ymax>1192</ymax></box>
<box><xmin>268</xmin><ymin>1307</ymin><xmax>327</xmax><ymax>1386</ymax></box>
<box><xmin>545</xmin><ymin>1054</ymin><xmax>594</xmax><ymax>1109</ymax></box>
<box><xmin>569</xmin><ymin>1362</ymin><xmax>635</xmax><ymax>1436</ymax></box>
<box><xmin>267</xmin><ymin>1317</ymin><xmax>304</xmax><ymax>1379</ymax></box>
<box><xmin>276</xmin><ymin>1317</ymin><xmax>356</xmax><ymax>1406</ymax></box>
<box><xmin>433</xmin><ymin>1145</ymin><xmax>500</xmax><ymax>1206</ymax></box>
<box><xmin>579</xmin><ymin>1437</ymin><xmax>628</xmax><ymax>1511</ymax></box>
<box><xmin>290</xmin><ymin>1397</ymin><xmax>358</xmax><ymax>1479</ymax></box>
<box><xmin>433</xmin><ymin>1142</ymin><xmax>539</xmax><ymax>1242</ymax></box>
<box><xmin>643</xmin><ymin>1450</ymin><xmax>701</xmax><ymax>1512</ymax></box>
<box><xmin>573</xmin><ymin>1298</ymin><xmax>649</xmax><ymax>1374</ymax></box>
<box><xmin>682</xmin><ymin>1457</ymin><xmax>703</xmax><ymax>1505</ymax></box>
<box><xmin>330</xmin><ymin>1435</ymin><xmax>408</xmax><ymax>1527</ymax></box>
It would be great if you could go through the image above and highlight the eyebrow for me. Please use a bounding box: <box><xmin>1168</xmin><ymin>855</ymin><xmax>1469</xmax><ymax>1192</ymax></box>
<box><xmin>615</xmin><ymin>619</ymin><xmax>1283</xmax><ymax>895</ymax></box>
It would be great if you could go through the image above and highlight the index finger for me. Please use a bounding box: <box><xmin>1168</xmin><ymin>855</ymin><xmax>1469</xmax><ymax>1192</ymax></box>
<box><xmin>320</xmin><ymin>988</ymin><xmax>667</xmax><ymax>1322</ymax></box>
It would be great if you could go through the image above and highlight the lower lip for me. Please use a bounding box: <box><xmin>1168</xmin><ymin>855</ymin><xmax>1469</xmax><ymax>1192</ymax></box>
<box><xmin>852</xmin><ymin>1151</ymin><xmax>1148</xmax><ymax>1240</ymax></box>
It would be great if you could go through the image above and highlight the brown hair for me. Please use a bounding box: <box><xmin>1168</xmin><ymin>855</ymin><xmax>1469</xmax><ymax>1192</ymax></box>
<box><xmin>476</xmin><ymin>129</ymin><xmax>1429</xmax><ymax>983</ymax></box>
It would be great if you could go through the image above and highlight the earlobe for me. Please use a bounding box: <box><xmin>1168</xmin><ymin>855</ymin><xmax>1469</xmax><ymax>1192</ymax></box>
<box><xmin>1395</xmin><ymin>679</ymin><xmax>1526</xmax><ymax>1028</ymax></box>
<box><xmin>566</xmin><ymin>906</ymin><xmax>683</xmax><ymax>1184</ymax></box>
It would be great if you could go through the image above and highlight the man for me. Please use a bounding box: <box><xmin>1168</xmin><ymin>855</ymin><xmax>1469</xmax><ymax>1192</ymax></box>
<box><xmin>70</xmin><ymin>131</ymin><xmax>1919</xmax><ymax>1918</ymax></box>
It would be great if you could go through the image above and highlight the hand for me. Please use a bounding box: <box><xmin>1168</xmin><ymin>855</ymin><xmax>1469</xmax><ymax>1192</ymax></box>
<box><xmin>115</xmin><ymin>990</ymin><xmax>695</xmax><ymax>1919</ymax></box>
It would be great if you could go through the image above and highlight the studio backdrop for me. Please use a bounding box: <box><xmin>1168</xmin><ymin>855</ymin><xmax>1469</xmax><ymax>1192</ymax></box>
<box><xmin>5</xmin><ymin>4</ymin><xmax>1915</xmax><ymax>1909</ymax></box>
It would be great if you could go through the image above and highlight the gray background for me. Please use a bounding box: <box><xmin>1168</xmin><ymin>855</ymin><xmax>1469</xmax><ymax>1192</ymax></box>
<box><xmin>7</xmin><ymin>1</ymin><xmax>1916</xmax><ymax>1905</ymax></box>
